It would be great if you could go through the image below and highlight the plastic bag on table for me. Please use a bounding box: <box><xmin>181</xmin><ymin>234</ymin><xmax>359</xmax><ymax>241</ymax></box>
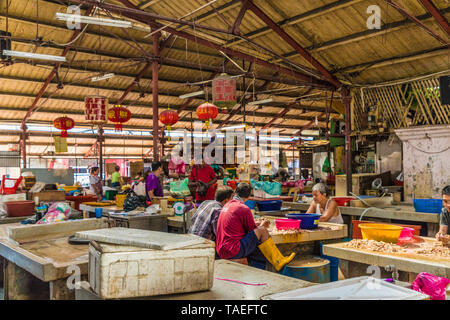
<box><xmin>133</xmin><ymin>181</ymin><xmax>146</xmax><ymax>197</ymax></box>
<box><xmin>411</xmin><ymin>272</ymin><xmax>450</xmax><ymax>300</ymax></box>
<box><xmin>123</xmin><ymin>189</ymin><xmax>147</xmax><ymax>212</ymax></box>
<box><xmin>169</xmin><ymin>178</ymin><xmax>191</xmax><ymax>196</ymax></box>
<box><xmin>36</xmin><ymin>202</ymin><xmax>71</xmax><ymax>224</ymax></box>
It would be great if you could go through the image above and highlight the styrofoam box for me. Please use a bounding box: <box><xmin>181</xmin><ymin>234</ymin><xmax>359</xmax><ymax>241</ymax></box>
<box><xmin>254</xmin><ymin>189</ymin><xmax>279</xmax><ymax>199</ymax></box>
<box><xmin>88</xmin><ymin>241</ymin><xmax>216</xmax><ymax>299</ymax></box>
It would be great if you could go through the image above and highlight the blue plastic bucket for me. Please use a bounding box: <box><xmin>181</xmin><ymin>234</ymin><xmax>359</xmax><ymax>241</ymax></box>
<box><xmin>257</xmin><ymin>200</ymin><xmax>282</xmax><ymax>211</ymax></box>
<box><xmin>320</xmin><ymin>243</ymin><xmax>339</xmax><ymax>282</ymax></box>
<box><xmin>413</xmin><ymin>199</ymin><xmax>442</xmax><ymax>214</ymax></box>
<box><xmin>281</xmin><ymin>256</ymin><xmax>330</xmax><ymax>283</ymax></box>
<box><xmin>285</xmin><ymin>213</ymin><xmax>321</xmax><ymax>229</ymax></box>
<box><xmin>245</xmin><ymin>200</ymin><xmax>257</xmax><ymax>210</ymax></box>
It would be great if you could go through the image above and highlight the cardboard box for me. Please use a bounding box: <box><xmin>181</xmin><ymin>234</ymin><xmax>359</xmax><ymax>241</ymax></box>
<box><xmin>30</xmin><ymin>191</ymin><xmax>66</xmax><ymax>201</ymax></box>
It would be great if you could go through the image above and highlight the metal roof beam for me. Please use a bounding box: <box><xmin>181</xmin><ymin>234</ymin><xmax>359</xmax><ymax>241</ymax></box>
<box><xmin>66</xmin><ymin>0</ymin><xmax>332</xmax><ymax>88</ymax></box>
<box><xmin>417</xmin><ymin>0</ymin><xmax>450</xmax><ymax>37</ymax></box>
<box><xmin>277</xmin><ymin>5</ymin><xmax>450</xmax><ymax>62</ymax></box>
<box><xmin>20</xmin><ymin>6</ymin><xmax>95</xmax><ymax>128</ymax></box>
<box><xmin>0</xmin><ymin>102</ymin><xmax>339</xmax><ymax>126</ymax></box>
<box><xmin>385</xmin><ymin>0</ymin><xmax>449</xmax><ymax>45</ymax></box>
<box><xmin>230</xmin><ymin>0</ymin><xmax>249</xmax><ymax>35</ymax></box>
<box><xmin>244</xmin><ymin>0</ymin><xmax>343</xmax><ymax>90</ymax></box>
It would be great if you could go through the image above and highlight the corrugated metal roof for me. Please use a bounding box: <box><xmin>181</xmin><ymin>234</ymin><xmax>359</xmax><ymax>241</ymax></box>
<box><xmin>0</xmin><ymin>0</ymin><xmax>447</xmax><ymax>157</ymax></box>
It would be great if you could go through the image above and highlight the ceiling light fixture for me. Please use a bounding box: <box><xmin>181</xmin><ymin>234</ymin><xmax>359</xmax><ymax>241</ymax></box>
<box><xmin>247</xmin><ymin>98</ymin><xmax>273</xmax><ymax>106</ymax></box>
<box><xmin>220</xmin><ymin>124</ymin><xmax>246</xmax><ymax>131</ymax></box>
<box><xmin>2</xmin><ymin>50</ymin><xmax>66</xmax><ymax>62</ymax></box>
<box><xmin>178</xmin><ymin>90</ymin><xmax>205</xmax><ymax>99</ymax></box>
<box><xmin>91</xmin><ymin>73</ymin><xmax>115</xmax><ymax>82</ymax></box>
<box><xmin>55</xmin><ymin>13</ymin><xmax>132</xmax><ymax>28</ymax></box>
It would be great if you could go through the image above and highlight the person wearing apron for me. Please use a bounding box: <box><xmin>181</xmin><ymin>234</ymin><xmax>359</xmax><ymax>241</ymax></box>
<box><xmin>307</xmin><ymin>183</ymin><xmax>344</xmax><ymax>224</ymax></box>
<box><xmin>89</xmin><ymin>167</ymin><xmax>103</xmax><ymax>201</ymax></box>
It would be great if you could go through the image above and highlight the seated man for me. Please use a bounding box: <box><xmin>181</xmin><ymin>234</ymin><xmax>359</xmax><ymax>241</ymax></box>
<box><xmin>215</xmin><ymin>183</ymin><xmax>295</xmax><ymax>271</ymax></box>
<box><xmin>435</xmin><ymin>185</ymin><xmax>450</xmax><ymax>243</ymax></box>
<box><xmin>307</xmin><ymin>183</ymin><xmax>344</xmax><ymax>224</ymax></box>
<box><xmin>188</xmin><ymin>186</ymin><xmax>234</xmax><ymax>241</ymax></box>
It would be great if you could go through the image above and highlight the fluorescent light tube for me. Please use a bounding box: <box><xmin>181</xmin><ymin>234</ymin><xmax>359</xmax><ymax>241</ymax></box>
<box><xmin>56</xmin><ymin>13</ymin><xmax>132</xmax><ymax>28</ymax></box>
<box><xmin>91</xmin><ymin>73</ymin><xmax>115</xmax><ymax>82</ymax></box>
<box><xmin>3</xmin><ymin>50</ymin><xmax>66</xmax><ymax>62</ymax></box>
<box><xmin>247</xmin><ymin>98</ymin><xmax>273</xmax><ymax>106</ymax></box>
<box><xmin>301</xmin><ymin>129</ymin><xmax>320</xmax><ymax>136</ymax></box>
<box><xmin>220</xmin><ymin>124</ymin><xmax>246</xmax><ymax>131</ymax></box>
<box><xmin>179</xmin><ymin>90</ymin><xmax>205</xmax><ymax>99</ymax></box>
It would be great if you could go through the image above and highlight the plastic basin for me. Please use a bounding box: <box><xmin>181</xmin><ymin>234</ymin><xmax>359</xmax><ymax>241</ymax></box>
<box><xmin>332</xmin><ymin>197</ymin><xmax>354</xmax><ymax>206</ymax></box>
<box><xmin>413</xmin><ymin>199</ymin><xmax>442</xmax><ymax>214</ymax></box>
<box><xmin>115</xmin><ymin>194</ymin><xmax>127</xmax><ymax>208</ymax></box>
<box><xmin>245</xmin><ymin>200</ymin><xmax>257</xmax><ymax>210</ymax></box>
<box><xmin>359</xmin><ymin>223</ymin><xmax>404</xmax><ymax>243</ymax></box>
<box><xmin>398</xmin><ymin>227</ymin><xmax>415</xmax><ymax>240</ymax></box>
<box><xmin>285</xmin><ymin>213</ymin><xmax>321</xmax><ymax>229</ymax></box>
<box><xmin>275</xmin><ymin>219</ymin><xmax>301</xmax><ymax>230</ymax></box>
<box><xmin>4</xmin><ymin>200</ymin><xmax>35</xmax><ymax>217</ymax></box>
<box><xmin>257</xmin><ymin>200</ymin><xmax>282</xmax><ymax>212</ymax></box>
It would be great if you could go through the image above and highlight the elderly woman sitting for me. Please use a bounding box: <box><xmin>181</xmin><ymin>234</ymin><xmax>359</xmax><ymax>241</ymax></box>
<box><xmin>306</xmin><ymin>183</ymin><xmax>344</xmax><ymax>224</ymax></box>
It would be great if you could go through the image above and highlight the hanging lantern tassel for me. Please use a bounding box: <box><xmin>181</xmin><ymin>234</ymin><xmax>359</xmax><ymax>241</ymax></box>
<box><xmin>114</xmin><ymin>123</ymin><xmax>123</xmax><ymax>132</ymax></box>
<box><xmin>61</xmin><ymin>130</ymin><xmax>68</xmax><ymax>138</ymax></box>
<box><xmin>167</xmin><ymin>125</ymin><xmax>171</xmax><ymax>142</ymax></box>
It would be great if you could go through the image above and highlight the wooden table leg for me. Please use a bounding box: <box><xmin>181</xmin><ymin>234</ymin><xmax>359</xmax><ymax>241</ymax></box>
<box><xmin>49</xmin><ymin>275</ymin><xmax>87</xmax><ymax>300</ymax></box>
<box><xmin>3</xmin><ymin>260</ymin><xmax>49</xmax><ymax>300</ymax></box>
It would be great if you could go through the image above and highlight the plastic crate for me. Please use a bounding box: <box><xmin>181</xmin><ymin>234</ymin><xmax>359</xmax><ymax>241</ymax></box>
<box><xmin>413</xmin><ymin>199</ymin><xmax>443</xmax><ymax>214</ymax></box>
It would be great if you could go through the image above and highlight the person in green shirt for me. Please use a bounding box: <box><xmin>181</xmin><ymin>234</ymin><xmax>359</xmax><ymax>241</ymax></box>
<box><xmin>111</xmin><ymin>165</ymin><xmax>121</xmax><ymax>188</ymax></box>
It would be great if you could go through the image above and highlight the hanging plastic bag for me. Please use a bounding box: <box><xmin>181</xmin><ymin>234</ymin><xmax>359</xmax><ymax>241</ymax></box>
<box><xmin>322</xmin><ymin>156</ymin><xmax>331</xmax><ymax>173</ymax></box>
<box><xmin>411</xmin><ymin>272</ymin><xmax>450</xmax><ymax>300</ymax></box>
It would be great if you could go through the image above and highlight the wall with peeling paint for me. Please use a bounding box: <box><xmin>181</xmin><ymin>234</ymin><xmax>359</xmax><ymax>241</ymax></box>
<box><xmin>376</xmin><ymin>134</ymin><xmax>402</xmax><ymax>179</ymax></box>
<box><xmin>395</xmin><ymin>125</ymin><xmax>450</xmax><ymax>203</ymax></box>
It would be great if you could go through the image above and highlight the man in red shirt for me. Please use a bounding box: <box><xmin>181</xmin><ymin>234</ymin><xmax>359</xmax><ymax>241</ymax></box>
<box><xmin>216</xmin><ymin>183</ymin><xmax>295</xmax><ymax>271</ymax></box>
<box><xmin>189</xmin><ymin>161</ymin><xmax>217</xmax><ymax>204</ymax></box>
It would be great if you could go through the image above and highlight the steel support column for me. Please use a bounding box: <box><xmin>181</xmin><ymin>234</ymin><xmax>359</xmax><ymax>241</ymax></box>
<box><xmin>342</xmin><ymin>89</ymin><xmax>352</xmax><ymax>196</ymax></box>
<box><xmin>20</xmin><ymin>124</ymin><xmax>27</xmax><ymax>169</ymax></box>
<box><xmin>152</xmin><ymin>32</ymin><xmax>161</xmax><ymax>162</ymax></box>
<box><xmin>98</xmin><ymin>126</ymin><xmax>104</xmax><ymax>179</ymax></box>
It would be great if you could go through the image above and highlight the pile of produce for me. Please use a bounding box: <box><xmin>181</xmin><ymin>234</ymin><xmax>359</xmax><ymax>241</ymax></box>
<box><xmin>345</xmin><ymin>239</ymin><xmax>450</xmax><ymax>258</ymax></box>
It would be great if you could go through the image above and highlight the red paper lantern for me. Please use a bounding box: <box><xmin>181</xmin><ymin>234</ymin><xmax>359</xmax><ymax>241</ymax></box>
<box><xmin>108</xmin><ymin>105</ymin><xmax>131</xmax><ymax>131</ymax></box>
<box><xmin>85</xmin><ymin>95</ymin><xmax>108</xmax><ymax>124</ymax></box>
<box><xmin>159</xmin><ymin>110</ymin><xmax>179</xmax><ymax>128</ymax></box>
<box><xmin>53</xmin><ymin>116</ymin><xmax>75</xmax><ymax>138</ymax></box>
<box><xmin>160</xmin><ymin>109</ymin><xmax>179</xmax><ymax>141</ymax></box>
<box><xmin>212</xmin><ymin>73</ymin><xmax>236</xmax><ymax>111</ymax></box>
<box><xmin>196</xmin><ymin>102</ymin><xmax>218</xmax><ymax>129</ymax></box>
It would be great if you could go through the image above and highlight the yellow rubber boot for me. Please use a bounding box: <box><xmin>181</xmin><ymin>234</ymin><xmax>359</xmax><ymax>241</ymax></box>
<box><xmin>258</xmin><ymin>237</ymin><xmax>296</xmax><ymax>271</ymax></box>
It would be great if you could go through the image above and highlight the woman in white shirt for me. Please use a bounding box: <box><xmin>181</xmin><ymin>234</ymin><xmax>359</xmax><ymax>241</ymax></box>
<box><xmin>306</xmin><ymin>183</ymin><xmax>344</xmax><ymax>224</ymax></box>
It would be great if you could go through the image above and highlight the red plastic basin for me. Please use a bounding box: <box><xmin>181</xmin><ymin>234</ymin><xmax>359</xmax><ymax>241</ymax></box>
<box><xmin>4</xmin><ymin>200</ymin><xmax>35</xmax><ymax>217</ymax></box>
<box><xmin>275</xmin><ymin>218</ymin><xmax>301</xmax><ymax>230</ymax></box>
<box><xmin>333</xmin><ymin>197</ymin><xmax>354</xmax><ymax>206</ymax></box>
